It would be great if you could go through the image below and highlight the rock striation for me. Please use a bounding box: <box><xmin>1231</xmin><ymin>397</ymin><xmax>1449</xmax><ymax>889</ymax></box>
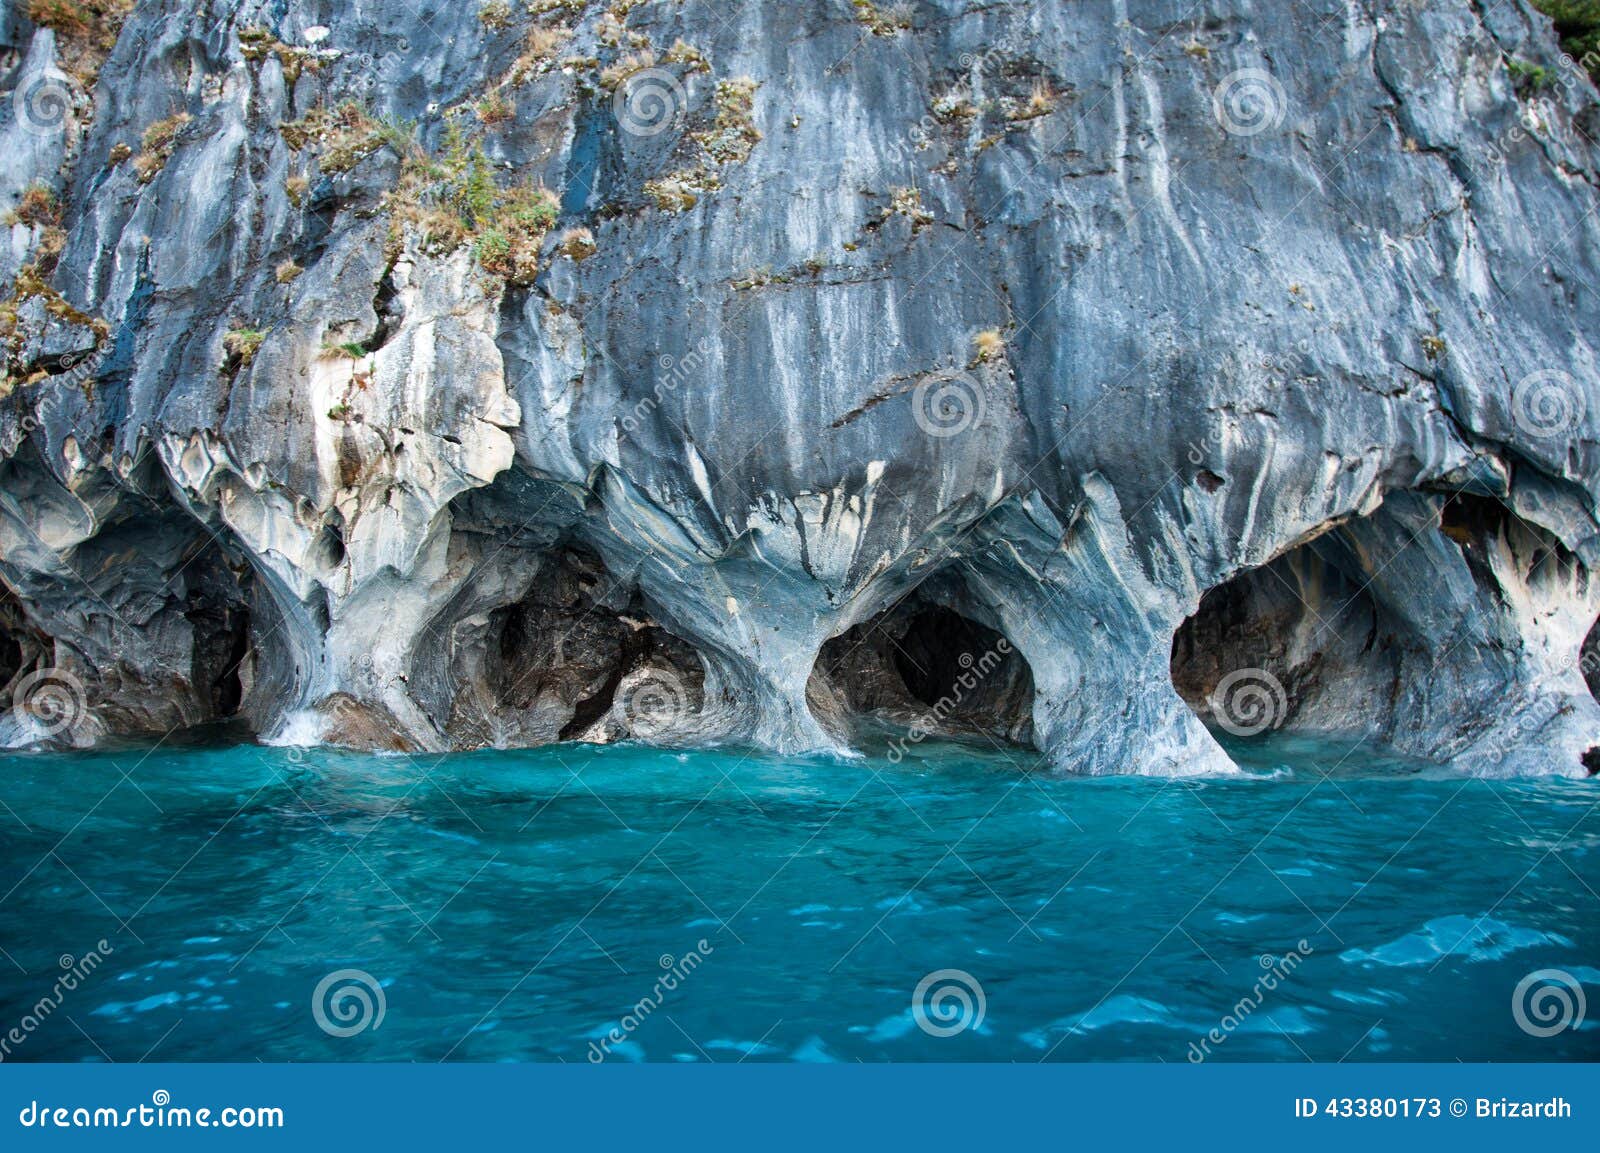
<box><xmin>3</xmin><ymin>0</ymin><xmax>1600</xmax><ymax>775</ymax></box>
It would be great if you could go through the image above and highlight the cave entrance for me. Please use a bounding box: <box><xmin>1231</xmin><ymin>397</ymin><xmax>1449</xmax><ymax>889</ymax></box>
<box><xmin>181</xmin><ymin>548</ymin><xmax>257</xmax><ymax>723</ymax></box>
<box><xmin>1170</xmin><ymin>533</ymin><xmax>1389</xmax><ymax>743</ymax></box>
<box><xmin>0</xmin><ymin>595</ymin><xmax>24</xmax><ymax>689</ymax></box>
<box><xmin>808</xmin><ymin>590</ymin><xmax>1035</xmax><ymax>748</ymax></box>
<box><xmin>476</xmin><ymin>544</ymin><xmax>707</xmax><ymax>746</ymax></box>
<box><xmin>1171</xmin><ymin>490</ymin><xmax>1580</xmax><ymax>752</ymax></box>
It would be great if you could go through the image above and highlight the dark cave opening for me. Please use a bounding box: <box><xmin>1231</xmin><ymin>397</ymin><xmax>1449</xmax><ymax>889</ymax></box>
<box><xmin>181</xmin><ymin>548</ymin><xmax>257</xmax><ymax>723</ymax></box>
<box><xmin>0</xmin><ymin>585</ymin><xmax>36</xmax><ymax>690</ymax></box>
<box><xmin>1173</xmin><ymin>489</ymin><xmax>1592</xmax><ymax>765</ymax></box>
<box><xmin>808</xmin><ymin>591</ymin><xmax>1035</xmax><ymax>747</ymax></box>
<box><xmin>481</xmin><ymin>544</ymin><xmax>706</xmax><ymax>744</ymax></box>
<box><xmin>1170</xmin><ymin>533</ymin><xmax>1389</xmax><ymax>742</ymax></box>
<box><xmin>186</xmin><ymin>597</ymin><xmax>254</xmax><ymax>719</ymax></box>
<box><xmin>213</xmin><ymin>606</ymin><xmax>252</xmax><ymax>717</ymax></box>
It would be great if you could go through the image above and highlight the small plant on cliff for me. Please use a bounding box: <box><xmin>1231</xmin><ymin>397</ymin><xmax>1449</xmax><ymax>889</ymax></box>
<box><xmin>1010</xmin><ymin>79</ymin><xmax>1056</xmax><ymax>121</ymax></box>
<box><xmin>509</xmin><ymin>24</ymin><xmax>569</xmax><ymax>83</ymax></box>
<box><xmin>479</xmin><ymin>1</ymin><xmax>512</xmax><ymax>29</ymax></box>
<box><xmin>473</xmin><ymin>183</ymin><xmax>560</xmax><ymax>283</ymax></box>
<box><xmin>4</xmin><ymin>185</ymin><xmax>62</xmax><ymax>229</ymax></box>
<box><xmin>26</xmin><ymin>0</ymin><xmax>128</xmax><ymax>82</ymax></box>
<box><xmin>971</xmin><ymin>329</ymin><xmax>1005</xmax><ymax>365</ymax></box>
<box><xmin>132</xmin><ymin>113</ymin><xmax>190</xmax><ymax>183</ymax></box>
<box><xmin>239</xmin><ymin>25</ymin><xmax>324</xmax><ymax>84</ymax></box>
<box><xmin>280</xmin><ymin>103</ymin><xmax>392</xmax><ymax>174</ymax></box>
<box><xmin>883</xmin><ymin>186</ymin><xmax>933</xmax><ymax>231</ymax></box>
<box><xmin>692</xmin><ymin>77</ymin><xmax>762</xmax><ymax>163</ymax></box>
<box><xmin>663</xmin><ymin>39</ymin><xmax>710</xmax><ymax>72</ymax></box>
<box><xmin>853</xmin><ymin>0</ymin><xmax>913</xmax><ymax>36</ymax></box>
<box><xmin>28</xmin><ymin>0</ymin><xmax>92</xmax><ymax>37</ymax></box>
<box><xmin>598</xmin><ymin>48</ymin><xmax>656</xmax><ymax>90</ymax></box>
<box><xmin>383</xmin><ymin>121</ymin><xmax>561</xmax><ymax>283</ymax></box>
<box><xmin>557</xmin><ymin>227</ymin><xmax>596</xmax><ymax>261</ymax></box>
<box><xmin>477</xmin><ymin>91</ymin><xmax>515</xmax><ymax>126</ymax></box>
<box><xmin>222</xmin><ymin>327</ymin><xmax>267</xmax><ymax>370</ymax></box>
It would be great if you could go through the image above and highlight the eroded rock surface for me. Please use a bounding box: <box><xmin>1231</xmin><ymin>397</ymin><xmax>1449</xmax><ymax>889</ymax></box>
<box><xmin>3</xmin><ymin>0</ymin><xmax>1600</xmax><ymax>775</ymax></box>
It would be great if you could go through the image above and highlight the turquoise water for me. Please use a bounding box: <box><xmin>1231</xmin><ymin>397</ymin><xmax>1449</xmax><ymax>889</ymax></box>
<box><xmin>0</xmin><ymin>736</ymin><xmax>1595</xmax><ymax>1062</ymax></box>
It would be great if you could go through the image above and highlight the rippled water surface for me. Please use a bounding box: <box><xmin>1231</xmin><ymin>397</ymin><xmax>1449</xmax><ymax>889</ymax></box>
<box><xmin>0</xmin><ymin>737</ymin><xmax>1596</xmax><ymax>1061</ymax></box>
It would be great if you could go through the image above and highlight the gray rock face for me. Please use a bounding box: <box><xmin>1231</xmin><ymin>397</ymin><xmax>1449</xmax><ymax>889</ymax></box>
<box><xmin>3</xmin><ymin>0</ymin><xmax>1600</xmax><ymax>775</ymax></box>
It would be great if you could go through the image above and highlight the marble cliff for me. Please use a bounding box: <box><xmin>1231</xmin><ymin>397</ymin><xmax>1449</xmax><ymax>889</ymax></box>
<box><xmin>3</xmin><ymin>0</ymin><xmax>1600</xmax><ymax>776</ymax></box>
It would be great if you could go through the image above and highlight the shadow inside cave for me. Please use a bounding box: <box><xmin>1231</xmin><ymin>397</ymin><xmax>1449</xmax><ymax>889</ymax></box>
<box><xmin>807</xmin><ymin>586</ymin><xmax>1035</xmax><ymax>750</ymax></box>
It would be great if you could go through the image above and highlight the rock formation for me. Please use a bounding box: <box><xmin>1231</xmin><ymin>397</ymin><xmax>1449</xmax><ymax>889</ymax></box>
<box><xmin>3</xmin><ymin>0</ymin><xmax>1600</xmax><ymax>775</ymax></box>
